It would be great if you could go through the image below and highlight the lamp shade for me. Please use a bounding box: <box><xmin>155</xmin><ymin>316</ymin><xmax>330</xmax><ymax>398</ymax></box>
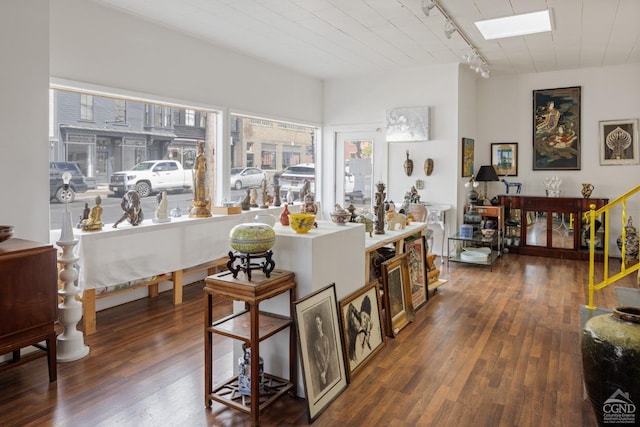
<box><xmin>475</xmin><ymin>165</ymin><xmax>499</xmax><ymax>182</ymax></box>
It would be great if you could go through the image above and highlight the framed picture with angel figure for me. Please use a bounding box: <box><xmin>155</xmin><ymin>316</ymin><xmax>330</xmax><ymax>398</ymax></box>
<box><xmin>339</xmin><ymin>281</ymin><xmax>385</xmax><ymax>381</ymax></box>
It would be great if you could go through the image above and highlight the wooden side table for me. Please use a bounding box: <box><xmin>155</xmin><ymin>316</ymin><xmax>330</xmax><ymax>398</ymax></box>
<box><xmin>204</xmin><ymin>269</ymin><xmax>296</xmax><ymax>426</ymax></box>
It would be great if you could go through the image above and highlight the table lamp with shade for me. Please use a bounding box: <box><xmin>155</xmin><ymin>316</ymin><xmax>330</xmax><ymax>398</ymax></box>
<box><xmin>475</xmin><ymin>165</ymin><xmax>499</xmax><ymax>204</ymax></box>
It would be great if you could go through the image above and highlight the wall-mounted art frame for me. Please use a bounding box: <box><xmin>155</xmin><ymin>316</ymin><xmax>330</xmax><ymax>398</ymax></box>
<box><xmin>462</xmin><ymin>137</ymin><xmax>474</xmax><ymax>177</ymax></box>
<box><xmin>385</xmin><ymin>106</ymin><xmax>430</xmax><ymax>142</ymax></box>
<box><xmin>491</xmin><ymin>142</ymin><xmax>518</xmax><ymax>176</ymax></box>
<box><xmin>532</xmin><ymin>86</ymin><xmax>581</xmax><ymax>170</ymax></box>
<box><xmin>599</xmin><ymin>119</ymin><xmax>640</xmax><ymax>165</ymax></box>
<box><xmin>381</xmin><ymin>253</ymin><xmax>414</xmax><ymax>337</ymax></box>
<box><xmin>339</xmin><ymin>281</ymin><xmax>385</xmax><ymax>381</ymax></box>
<box><xmin>403</xmin><ymin>235</ymin><xmax>428</xmax><ymax>310</ymax></box>
<box><xmin>294</xmin><ymin>283</ymin><xmax>348</xmax><ymax>422</ymax></box>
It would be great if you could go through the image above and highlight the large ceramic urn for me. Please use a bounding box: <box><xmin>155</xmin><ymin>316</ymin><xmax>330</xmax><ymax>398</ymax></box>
<box><xmin>581</xmin><ymin>306</ymin><xmax>640</xmax><ymax>426</ymax></box>
<box><xmin>229</xmin><ymin>223</ymin><xmax>276</xmax><ymax>254</ymax></box>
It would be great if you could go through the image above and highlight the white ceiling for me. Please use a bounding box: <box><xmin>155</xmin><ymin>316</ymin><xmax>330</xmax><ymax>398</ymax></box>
<box><xmin>89</xmin><ymin>0</ymin><xmax>640</xmax><ymax>80</ymax></box>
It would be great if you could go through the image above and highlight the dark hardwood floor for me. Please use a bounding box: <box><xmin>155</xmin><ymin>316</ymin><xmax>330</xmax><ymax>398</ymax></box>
<box><xmin>0</xmin><ymin>254</ymin><xmax>630</xmax><ymax>427</ymax></box>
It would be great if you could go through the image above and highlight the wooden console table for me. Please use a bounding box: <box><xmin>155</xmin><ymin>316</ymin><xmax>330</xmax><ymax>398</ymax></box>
<box><xmin>0</xmin><ymin>239</ymin><xmax>58</xmax><ymax>382</ymax></box>
<box><xmin>498</xmin><ymin>195</ymin><xmax>608</xmax><ymax>260</ymax></box>
<box><xmin>204</xmin><ymin>269</ymin><xmax>296</xmax><ymax>426</ymax></box>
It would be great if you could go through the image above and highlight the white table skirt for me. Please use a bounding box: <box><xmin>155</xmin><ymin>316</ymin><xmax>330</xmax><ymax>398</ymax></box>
<box><xmin>50</xmin><ymin>207</ymin><xmax>284</xmax><ymax>290</ymax></box>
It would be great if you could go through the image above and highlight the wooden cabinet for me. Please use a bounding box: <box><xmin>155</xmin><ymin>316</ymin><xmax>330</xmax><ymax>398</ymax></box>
<box><xmin>498</xmin><ymin>195</ymin><xmax>608</xmax><ymax>260</ymax></box>
<box><xmin>0</xmin><ymin>239</ymin><xmax>58</xmax><ymax>382</ymax></box>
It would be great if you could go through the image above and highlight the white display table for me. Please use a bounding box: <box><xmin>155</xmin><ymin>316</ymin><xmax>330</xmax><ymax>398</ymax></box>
<box><xmin>49</xmin><ymin>207</ymin><xmax>284</xmax><ymax>334</ymax></box>
<box><xmin>233</xmin><ymin>220</ymin><xmax>365</xmax><ymax>397</ymax></box>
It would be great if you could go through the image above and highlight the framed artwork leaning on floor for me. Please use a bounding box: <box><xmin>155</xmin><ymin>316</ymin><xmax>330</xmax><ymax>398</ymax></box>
<box><xmin>339</xmin><ymin>280</ymin><xmax>385</xmax><ymax>381</ymax></box>
<box><xmin>294</xmin><ymin>283</ymin><xmax>348</xmax><ymax>422</ymax></box>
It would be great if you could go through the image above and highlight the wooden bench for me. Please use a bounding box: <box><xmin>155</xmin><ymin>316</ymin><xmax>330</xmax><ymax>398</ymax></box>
<box><xmin>80</xmin><ymin>257</ymin><xmax>228</xmax><ymax>335</ymax></box>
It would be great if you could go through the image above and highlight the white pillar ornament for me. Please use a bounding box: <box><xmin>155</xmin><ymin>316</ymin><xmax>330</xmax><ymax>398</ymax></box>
<box><xmin>56</xmin><ymin>172</ymin><xmax>90</xmax><ymax>362</ymax></box>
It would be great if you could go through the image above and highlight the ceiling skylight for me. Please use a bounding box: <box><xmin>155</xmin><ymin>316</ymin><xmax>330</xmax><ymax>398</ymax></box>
<box><xmin>475</xmin><ymin>10</ymin><xmax>551</xmax><ymax>40</ymax></box>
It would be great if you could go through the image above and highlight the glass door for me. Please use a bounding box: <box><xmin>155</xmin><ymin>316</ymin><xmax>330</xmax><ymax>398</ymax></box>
<box><xmin>335</xmin><ymin>132</ymin><xmax>376</xmax><ymax>210</ymax></box>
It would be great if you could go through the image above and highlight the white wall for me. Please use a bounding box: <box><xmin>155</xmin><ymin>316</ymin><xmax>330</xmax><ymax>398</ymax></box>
<box><xmin>0</xmin><ymin>1</ymin><xmax>50</xmax><ymax>243</ymax></box>
<box><xmin>323</xmin><ymin>63</ymin><xmax>465</xmax><ymax>234</ymax></box>
<box><xmin>476</xmin><ymin>64</ymin><xmax>640</xmax><ymax>251</ymax></box>
<box><xmin>50</xmin><ymin>0</ymin><xmax>323</xmax><ymax>125</ymax></box>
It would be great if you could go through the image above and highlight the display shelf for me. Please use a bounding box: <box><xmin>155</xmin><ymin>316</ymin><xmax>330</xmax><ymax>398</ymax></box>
<box><xmin>209</xmin><ymin>310</ymin><xmax>293</xmax><ymax>342</ymax></box>
<box><xmin>447</xmin><ymin>232</ymin><xmax>500</xmax><ymax>270</ymax></box>
<box><xmin>204</xmin><ymin>269</ymin><xmax>296</xmax><ymax>426</ymax></box>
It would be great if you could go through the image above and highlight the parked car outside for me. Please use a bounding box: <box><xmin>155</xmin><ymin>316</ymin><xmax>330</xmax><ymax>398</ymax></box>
<box><xmin>278</xmin><ymin>163</ymin><xmax>315</xmax><ymax>199</ymax></box>
<box><xmin>49</xmin><ymin>161</ymin><xmax>88</xmax><ymax>203</ymax></box>
<box><xmin>230</xmin><ymin>167</ymin><xmax>268</xmax><ymax>190</ymax></box>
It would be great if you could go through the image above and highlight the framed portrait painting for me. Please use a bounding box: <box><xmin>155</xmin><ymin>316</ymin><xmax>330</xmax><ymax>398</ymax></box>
<box><xmin>294</xmin><ymin>284</ymin><xmax>348</xmax><ymax>422</ymax></box>
<box><xmin>599</xmin><ymin>119</ymin><xmax>639</xmax><ymax>165</ymax></box>
<box><xmin>532</xmin><ymin>86</ymin><xmax>581</xmax><ymax>170</ymax></box>
<box><xmin>381</xmin><ymin>253</ymin><xmax>414</xmax><ymax>337</ymax></box>
<box><xmin>491</xmin><ymin>143</ymin><xmax>518</xmax><ymax>176</ymax></box>
<box><xmin>462</xmin><ymin>137</ymin><xmax>474</xmax><ymax>177</ymax></box>
<box><xmin>403</xmin><ymin>235</ymin><xmax>428</xmax><ymax>310</ymax></box>
<box><xmin>339</xmin><ymin>281</ymin><xmax>385</xmax><ymax>381</ymax></box>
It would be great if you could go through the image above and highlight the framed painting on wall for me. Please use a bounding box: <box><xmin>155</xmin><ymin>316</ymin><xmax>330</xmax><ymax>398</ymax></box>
<box><xmin>532</xmin><ymin>86</ymin><xmax>581</xmax><ymax>170</ymax></box>
<box><xmin>491</xmin><ymin>143</ymin><xmax>518</xmax><ymax>176</ymax></box>
<box><xmin>462</xmin><ymin>137</ymin><xmax>474</xmax><ymax>177</ymax></box>
<box><xmin>385</xmin><ymin>106</ymin><xmax>430</xmax><ymax>142</ymax></box>
<box><xmin>599</xmin><ymin>119</ymin><xmax>640</xmax><ymax>165</ymax></box>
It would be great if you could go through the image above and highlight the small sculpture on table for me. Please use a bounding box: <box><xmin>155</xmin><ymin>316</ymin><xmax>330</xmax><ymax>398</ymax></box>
<box><xmin>273</xmin><ymin>184</ymin><xmax>281</xmax><ymax>207</ymax></box>
<box><xmin>241</xmin><ymin>188</ymin><xmax>251</xmax><ymax>211</ymax></box>
<box><xmin>80</xmin><ymin>196</ymin><xmax>104</xmax><ymax>232</ymax></box>
<box><xmin>190</xmin><ymin>141</ymin><xmax>212</xmax><ymax>218</ymax></box>
<box><xmin>77</xmin><ymin>202</ymin><xmax>90</xmax><ymax>228</ymax></box>
<box><xmin>259</xmin><ymin>178</ymin><xmax>269</xmax><ymax>209</ymax></box>
<box><xmin>374</xmin><ymin>182</ymin><xmax>386</xmax><ymax>235</ymax></box>
<box><xmin>250</xmin><ymin>188</ymin><xmax>259</xmax><ymax>208</ymax></box>
<box><xmin>113</xmin><ymin>190</ymin><xmax>144</xmax><ymax>228</ymax></box>
<box><xmin>153</xmin><ymin>191</ymin><xmax>170</xmax><ymax>223</ymax></box>
<box><xmin>286</xmin><ymin>188</ymin><xmax>295</xmax><ymax>205</ymax></box>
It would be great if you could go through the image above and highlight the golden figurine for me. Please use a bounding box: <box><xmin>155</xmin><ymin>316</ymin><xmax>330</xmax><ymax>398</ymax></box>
<box><xmin>80</xmin><ymin>196</ymin><xmax>104</xmax><ymax>232</ymax></box>
<box><xmin>190</xmin><ymin>140</ymin><xmax>212</xmax><ymax>218</ymax></box>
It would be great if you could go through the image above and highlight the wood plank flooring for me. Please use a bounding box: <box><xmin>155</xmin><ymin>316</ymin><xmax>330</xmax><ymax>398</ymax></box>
<box><xmin>0</xmin><ymin>254</ymin><xmax>630</xmax><ymax>426</ymax></box>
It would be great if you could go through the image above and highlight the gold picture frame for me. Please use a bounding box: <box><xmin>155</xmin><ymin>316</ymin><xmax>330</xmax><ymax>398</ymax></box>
<box><xmin>381</xmin><ymin>253</ymin><xmax>414</xmax><ymax>337</ymax></box>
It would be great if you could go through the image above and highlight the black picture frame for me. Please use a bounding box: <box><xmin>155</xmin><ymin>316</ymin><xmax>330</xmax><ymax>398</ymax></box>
<box><xmin>294</xmin><ymin>284</ymin><xmax>348</xmax><ymax>422</ymax></box>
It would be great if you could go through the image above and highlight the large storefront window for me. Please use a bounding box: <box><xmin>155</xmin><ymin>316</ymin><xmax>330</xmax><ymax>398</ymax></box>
<box><xmin>49</xmin><ymin>86</ymin><xmax>219</xmax><ymax>229</ymax></box>
<box><xmin>229</xmin><ymin>114</ymin><xmax>316</xmax><ymax>193</ymax></box>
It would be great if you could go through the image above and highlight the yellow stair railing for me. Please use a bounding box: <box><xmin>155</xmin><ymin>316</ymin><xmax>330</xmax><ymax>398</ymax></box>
<box><xmin>585</xmin><ymin>185</ymin><xmax>640</xmax><ymax>310</ymax></box>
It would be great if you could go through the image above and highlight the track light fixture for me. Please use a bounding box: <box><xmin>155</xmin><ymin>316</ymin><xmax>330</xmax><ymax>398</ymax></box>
<box><xmin>421</xmin><ymin>0</ymin><xmax>436</xmax><ymax>17</ymax></box>
<box><xmin>444</xmin><ymin>20</ymin><xmax>457</xmax><ymax>39</ymax></box>
<box><xmin>421</xmin><ymin>0</ymin><xmax>491</xmax><ymax>78</ymax></box>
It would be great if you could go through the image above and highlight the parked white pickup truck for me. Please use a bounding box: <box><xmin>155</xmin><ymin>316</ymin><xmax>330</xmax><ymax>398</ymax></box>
<box><xmin>109</xmin><ymin>160</ymin><xmax>193</xmax><ymax>197</ymax></box>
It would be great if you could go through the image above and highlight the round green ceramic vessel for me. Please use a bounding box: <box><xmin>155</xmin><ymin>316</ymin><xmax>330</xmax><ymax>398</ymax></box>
<box><xmin>229</xmin><ymin>223</ymin><xmax>276</xmax><ymax>254</ymax></box>
<box><xmin>581</xmin><ymin>306</ymin><xmax>640</xmax><ymax>426</ymax></box>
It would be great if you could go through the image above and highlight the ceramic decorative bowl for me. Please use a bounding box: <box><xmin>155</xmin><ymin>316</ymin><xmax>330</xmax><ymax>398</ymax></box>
<box><xmin>289</xmin><ymin>213</ymin><xmax>316</xmax><ymax>234</ymax></box>
<box><xmin>229</xmin><ymin>223</ymin><xmax>276</xmax><ymax>253</ymax></box>
<box><xmin>330</xmin><ymin>211</ymin><xmax>351</xmax><ymax>225</ymax></box>
<box><xmin>0</xmin><ymin>225</ymin><xmax>14</xmax><ymax>243</ymax></box>
<box><xmin>481</xmin><ymin>228</ymin><xmax>496</xmax><ymax>238</ymax></box>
